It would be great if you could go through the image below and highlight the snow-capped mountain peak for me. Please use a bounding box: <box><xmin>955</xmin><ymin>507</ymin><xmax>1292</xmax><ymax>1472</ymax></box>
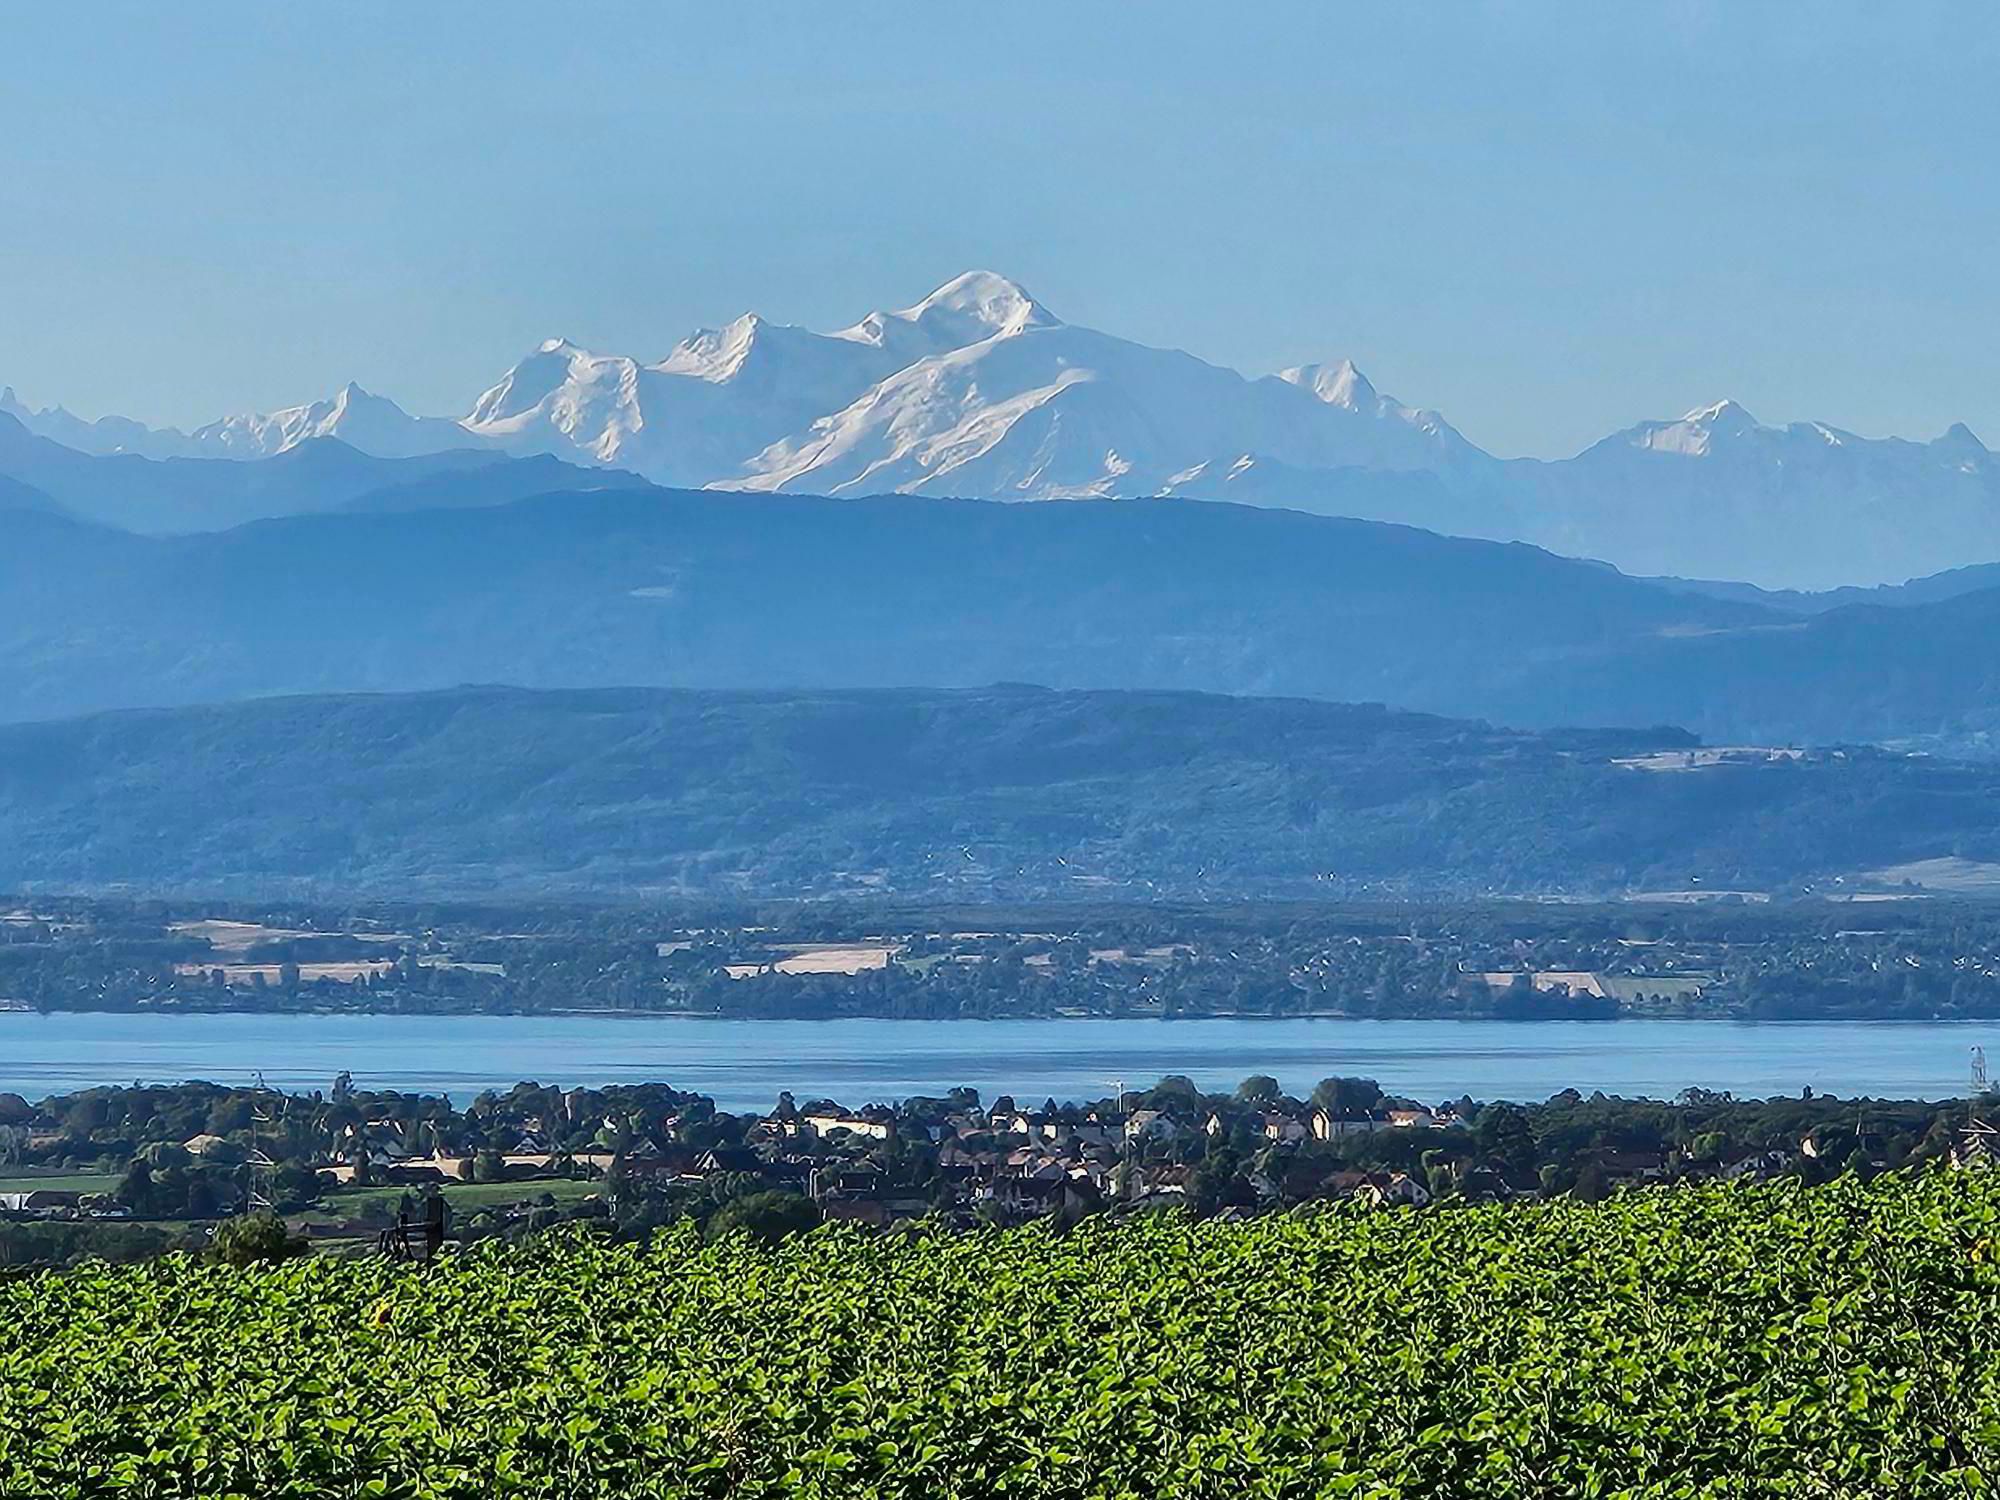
<box><xmin>468</xmin><ymin>341</ymin><xmax>623</xmax><ymax>426</ymax></box>
<box><xmin>1612</xmin><ymin>399</ymin><xmax>1766</xmax><ymax>457</ymax></box>
<box><xmin>1278</xmin><ymin>360</ymin><xmax>1381</xmax><ymax>412</ymax></box>
<box><xmin>189</xmin><ymin>382</ymin><xmax>478</xmax><ymax>460</ymax></box>
<box><xmin>9</xmin><ymin>268</ymin><xmax>2000</xmax><ymax>588</ymax></box>
<box><xmin>654</xmin><ymin>313</ymin><xmax>806</xmax><ymax>384</ymax></box>
<box><xmin>13</xmin><ymin>272</ymin><xmax>1480</xmax><ymax>496</ymax></box>
<box><xmin>896</xmin><ymin>269</ymin><xmax>1058</xmax><ymax>342</ymax></box>
<box><xmin>0</xmin><ymin>387</ymin><xmax>199</xmax><ymax>457</ymax></box>
<box><xmin>1684</xmin><ymin>398</ymin><xmax>1755</xmax><ymax>424</ymax></box>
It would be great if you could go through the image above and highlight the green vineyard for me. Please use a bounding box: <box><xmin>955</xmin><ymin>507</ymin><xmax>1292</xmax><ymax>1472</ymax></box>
<box><xmin>4</xmin><ymin>1175</ymin><xmax>1999</xmax><ymax>1498</ymax></box>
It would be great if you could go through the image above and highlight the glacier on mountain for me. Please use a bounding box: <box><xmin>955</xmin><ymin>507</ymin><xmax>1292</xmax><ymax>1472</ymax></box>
<box><xmin>5</xmin><ymin>272</ymin><xmax>1998</xmax><ymax>587</ymax></box>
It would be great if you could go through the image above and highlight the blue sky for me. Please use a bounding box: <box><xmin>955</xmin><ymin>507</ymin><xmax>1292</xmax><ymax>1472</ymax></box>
<box><xmin>4</xmin><ymin>2</ymin><xmax>1996</xmax><ymax>457</ymax></box>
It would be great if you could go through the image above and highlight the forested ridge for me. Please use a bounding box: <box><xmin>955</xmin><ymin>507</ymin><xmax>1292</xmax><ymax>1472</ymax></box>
<box><xmin>0</xmin><ymin>683</ymin><xmax>1992</xmax><ymax>900</ymax></box>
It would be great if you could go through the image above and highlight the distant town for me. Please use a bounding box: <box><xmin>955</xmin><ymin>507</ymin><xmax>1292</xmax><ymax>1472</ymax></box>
<box><xmin>6</xmin><ymin>1064</ymin><xmax>1997</xmax><ymax>1270</ymax></box>
<box><xmin>7</xmin><ymin>893</ymin><xmax>2000</xmax><ymax>1022</ymax></box>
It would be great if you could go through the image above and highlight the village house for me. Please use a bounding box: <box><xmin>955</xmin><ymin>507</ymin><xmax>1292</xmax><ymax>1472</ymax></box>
<box><xmin>1362</xmin><ymin>1171</ymin><xmax>1433</xmax><ymax>1209</ymax></box>
<box><xmin>1123</xmin><ymin>1109</ymin><xmax>1182</xmax><ymax>1144</ymax></box>
<box><xmin>1595</xmin><ymin>1150</ymin><xmax>1670</xmax><ymax>1184</ymax></box>
<box><xmin>799</xmin><ymin>1109</ymin><xmax>896</xmax><ymax>1143</ymax></box>
<box><xmin>1718</xmin><ymin>1148</ymin><xmax>1794</xmax><ymax>1182</ymax></box>
<box><xmin>1311</xmin><ymin>1109</ymin><xmax>1385</xmax><ymax>1140</ymax></box>
<box><xmin>1261</xmin><ymin>1112</ymin><xmax>1312</xmax><ymax>1144</ymax></box>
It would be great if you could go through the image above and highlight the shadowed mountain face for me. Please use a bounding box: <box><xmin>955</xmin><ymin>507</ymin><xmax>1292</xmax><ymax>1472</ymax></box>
<box><xmin>0</xmin><ymin>411</ymin><xmax>621</xmax><ymax>532</ymax></box>
<box><xmin>9</xmin><ymin>485</ymin><xmax>2000</xmax><ymax>749</ymax></box>
<box><xmin>0</xmin><ymin>682</ymin><xmax>1987</xmax><ymax>900</ymax></box>
<box><xmin>0</xmin><ymin>490</ymin><xmax>1764</xmax><ymax>727</ymax></box>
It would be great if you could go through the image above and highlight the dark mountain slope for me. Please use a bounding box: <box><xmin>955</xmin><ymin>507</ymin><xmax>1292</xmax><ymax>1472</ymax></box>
<box><xmin>0</xmin><ymin>684</ymin><xmax>1983</xmax><ymax>899</ymax></box>
<box><xmin>0</xmin><ymin>471</ymin><xmax>62</xmax><ymax>518</ymax></box>
<box><xmin>0</xmin><ymin>412</ymin><xmax>607</xmax><ymax>532</ymax></box>
<box><xmin>335</xmin><ymin>454</ymin><xmax>644</xmax><ymax>513</ymax></box>
<box><xmin>1557</xmin><ymin>589</ymin><xmax>2000</xmax><ymax>751</ymax></box>
<box><xmin>1647</xmin><ymin>561</ymin><xmax>2000</xmax><ymax>616</ymax></box>
<box><xmin>0</xmin><ymin>489</ymin><xmax>1764</xmax><ymax>724</ymax></box>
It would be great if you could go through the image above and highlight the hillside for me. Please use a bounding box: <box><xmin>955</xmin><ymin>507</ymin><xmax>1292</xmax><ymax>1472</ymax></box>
<box><xmin>13</xmin><ymin>484</ymin><xmax>2000</xmax><ymax>748</ymax></box>
<box><xmin>0</xmin><ymin>683</ymin><xmax>1993</xmax><ymax>899</ymax></box>
<box><xmin>1556</xmin><ymin>588</ymin><xmax>2000</xmax><ymax>753</ymax></box>
<box><xmin>0</xmin><ymin>412</ymin><xmax>617</xmax><ymax>532</ymax></box>
<box><xmin>1650</xmin><ymin>561</ymin><xmax>2000</xmax><ymax>616</ymax></box>
<box><xmin>0</xmin><ymin>489</ymin><xmax>1769</xmax><ymax>727</ymax></box>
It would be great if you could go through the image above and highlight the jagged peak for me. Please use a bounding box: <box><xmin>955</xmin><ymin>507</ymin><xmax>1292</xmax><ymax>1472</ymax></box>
<box><xmin>1681</xmin><ymin>398</ymin><xmax>1759</xmax><ymax>428</ymax></box>
<box><xmin>1279</xmin><ymin>360</ymin><xmax>1381</xmax><ymax>411</ymax></box>
<box><xmin>327</xmin><ymin>380</ymin><xmax>384</xmax><ymax>411</ymax></box>
<box><xmin>654</xmin><ymin>311</ymin><xmax>775</xmax><ymax>379</ymax></box>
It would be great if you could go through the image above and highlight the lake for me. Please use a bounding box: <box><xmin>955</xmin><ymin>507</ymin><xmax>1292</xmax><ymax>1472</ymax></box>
<box><xmin>0</xmin><ymin>1012</ymin><xmax>1995</xmax><ymax>1108</ymax></box>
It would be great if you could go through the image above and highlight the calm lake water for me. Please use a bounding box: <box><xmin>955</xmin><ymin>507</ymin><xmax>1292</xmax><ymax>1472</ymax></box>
<box><xmin>0</xmin><ymin>1013</ymin><xmax>1995</xmax><ymax>1107</ymax></box>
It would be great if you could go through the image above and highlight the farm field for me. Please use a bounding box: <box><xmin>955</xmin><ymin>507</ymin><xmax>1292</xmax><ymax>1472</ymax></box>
<box><xmin>3</xmin><ymin>1174</ymin><xmax>1998</xmax><ymax>1496</ymax></box>
<box><xmin>0</xmin><ymin>1172</ymin><xmax>118</xmax><ymax>1195</ymax></box>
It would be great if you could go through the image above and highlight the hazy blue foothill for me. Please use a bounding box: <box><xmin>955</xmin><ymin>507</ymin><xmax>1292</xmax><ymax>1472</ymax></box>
<box><xmin>0</xmin><ymin>682</ymin><xmax>1992</xmax><ymax>900</ymax></box>
<box><xmin>0</xmin><ymin>409</ymin><xmax>621</xmax><ymax>533</ymax></box>
<box><xmin>6</xmin><ymin>481</ymin><xmax>2000</xmax><ymax>753</ymax></box>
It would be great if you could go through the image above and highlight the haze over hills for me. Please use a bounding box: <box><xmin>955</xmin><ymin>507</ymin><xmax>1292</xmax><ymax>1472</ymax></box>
<box><xmin>0</xmin><ymin>490</ymin><xmax>1765</xmax><ymax>729</ymax></box>
<box><xmin>6</xmin><ymin>485</ymin><xmax>2000</xmax><ymax>751</ymax></box>
<box><xmin>0</xmin><ymin>683</ymin><xmax>1988</xmax><ymax>901</ymax></box>
<box><xmin>1646</xmin><ymin>561</ymin><xmax>2000</xmax><ymax>616</ymax></box>
<box><xmin>9</xmin><ymin>274</ymin><xmax>1998</xmax><ymax>586</ymax></box>
<box><xmin>0</xmin><ymin>409</ymin><xmax>622</xmax><ymax>532</ymax></box>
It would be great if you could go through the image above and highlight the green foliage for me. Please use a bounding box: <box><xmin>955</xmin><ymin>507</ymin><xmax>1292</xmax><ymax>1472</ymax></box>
<box><xmin>0</xmin><ymin>1220</ymin><xmax>197</xmax><ymax>1269</ymax></box>
<box><xmin>3</xmin><ymin>1175</ymin><xmax>1999</xmax><ymax>1495</ymax></box>
<box><xmin>1310</xmin><ymin>1075</ymin><xmax>1385</xmax><ymax>1114</ymax></box>
<box><xmin>704</xmin><ymin>1190</ymin><xmax>821</xmax><ymax>1245</ymax></box>
<box><xmin>208</xmin><ymin>1211</ymin><xmax>308</xmax><ymax>1269</ymax></box>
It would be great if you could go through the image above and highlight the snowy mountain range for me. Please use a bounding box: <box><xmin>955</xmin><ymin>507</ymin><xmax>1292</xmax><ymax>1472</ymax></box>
<box><xmin>6</xmin><ymin>271</ymin><xmax>1998</xmax><ymax>587</ymax></box>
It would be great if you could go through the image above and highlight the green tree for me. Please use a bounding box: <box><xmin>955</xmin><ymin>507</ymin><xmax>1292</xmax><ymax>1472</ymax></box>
<box><xmin>1310</xmin><ymin>1077</ymin><xmax>1384</xmax><ymax>1115</ymax></box>
<box><xmin>139</xmin><ymin>1141</ymin><xmax>192</xmax><ymax>1171</ymax></box>
<box><xmin>271</xmin><ymin>1163</ymin><xmax>323</xmax><ymax>1208</ymax></box>
<box><xmin>114</xmin><ymin>1159</ymin><xmax>156</xmax><ymax>1216</ymax></box>
<box><xmin>1474</xmin><ymin>1103</ymin><xmax>1538</xmax><ymax>1182</ymax></box>
<box><xmin>211</xmin><ymin>1211</ymin><xmax>308</xmax><ymax>1268</ymax></box>
<box><xmin>706</xmin><ymin>1191</ymin><xmax>821</xmax><ymax>1245</ymax></box>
